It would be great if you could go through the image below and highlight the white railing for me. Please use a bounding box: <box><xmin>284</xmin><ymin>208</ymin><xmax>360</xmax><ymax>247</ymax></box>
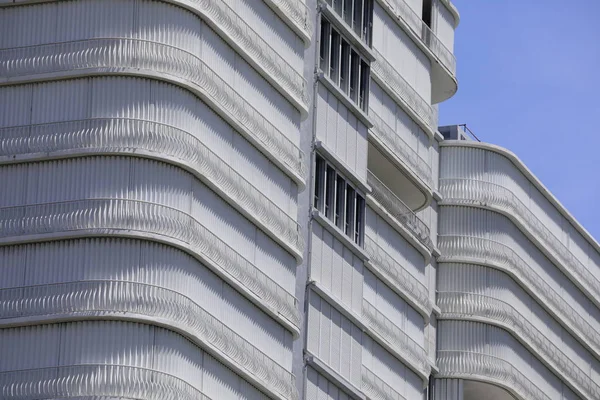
<box><xmin>367</xmin><ymin>171</ymin><xmax>433</xmax><ymax>251</ymax></box>
<box><xmin>0</xmin><ymin>280</ymin><xmax>297</xmax><ymax>400</ymax></box>
<box><xmin>0</xmin><ymin>38</ymin><xmax>306</xmax><ymax>179</ymax></box>
<box><xmin>0</xmin><ymin>364</ymin><xmax>212</xmax><ymax>400</ymax></box>
<box><xmin>362</xmin><ymin>299</ymin><xmax>430</xmax><ymax>377</ymax></box>
<box><xmin>364</xmin><ymin>235</ymin><xmax>431</xmax><ymax>315</ymax></box>
<box><xmin>371</xmin><ymin>48</ymin><xmax>435</xmax><ymax>132</ymax></box>
<box><xmin>438</xmin><ymin>291</ymin><xmax>600</xmax><ymax>399</ymax></box>
<box><xmin>267</xmin><ymin>0</ymin><xmax>312</xmax><ymax>35</ymax></box>
<box><xmin>437</xmin><ymin>235</ymin><xmax>600</xmax><ymax>356</ymax></box>
<box><xmin>368</xmin><ymin>110</ymin><xmax>432</xmax><ymax>188</ymax></box>
<box><xmin>0</xmin><ymin>199</ymin><xmax>300</xmax><ymax>329</ymax></box>
<box><xmin>440</xmin><ymin>178</ymin><xmax>600</xmax><ymax>309</ymax></box>
<box><xmin>437</xmin><ymin>351</ymin><xmax>551</xmax><ymax>400</ymax></box>
<box><xmin>381</xmin><ymin>0</ymin><xmax>456</xmax><ymax>75</ymax></box>
<box><xmin>362</xmin><ymin>365</ymin><xmax>407</xmax><ymax>400</ymax></box>
<box><xmin>0</xmin><ymin>118</ymin><xmax>303</xmax><ymax>255</ymax></box>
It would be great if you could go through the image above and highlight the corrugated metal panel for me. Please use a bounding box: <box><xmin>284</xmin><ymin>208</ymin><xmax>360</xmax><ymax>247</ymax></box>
<box><xmin>305</xmin><ymin>367</ymin><xmax>351</xmax><ymax>400</ymax></box>
<box><xmin>367</xmin><ymin>206</ymin><xmax>427</xmax><ymax>284</ymax></box>
<box><xmin>307</xmin><ymin>293</ymin><xmax>362</xmax><ymax>387</ymax></box>
<box><xmin>310</xmin><ymin>224</ymin><xmax>364</xmax><ymax>313</ymax></box>
<box><xmin>373</xmin><ymin>3</ymin><xmax>432</xmax><ymax>103</ymax></box>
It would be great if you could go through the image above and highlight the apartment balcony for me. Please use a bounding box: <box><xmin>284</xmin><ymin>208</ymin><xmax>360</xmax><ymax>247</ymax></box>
<box><xmin>362</xmin><ymin>366</ymin><xmax>408</xmax><ymax>400</ymax></box>
<box><xmin>0</xmin><ymin>280</ymin><xmax>298</xmax><ymax>400</ymax></box>
<box><xmin>438</xmin><ymin>291</ymin><xmax>600</xmax><ymax>400</ymax></box>
<box><xmin>367</xmin><ymin>171</ymin><xmax>434</xmax><ymax>255</ymax></box>
<box><xmin>371</xmin><ymin>48</ymin><xmax>436</xmax><ymax>138</ymax></box>
<box><xmin>437</xmin><ymin>234</ymin><xmax>600</xmax><ymax>359</ymax></box>
<box><xmin>0</xmin><ymin>39</ymin><xmax>306</xmax><ymax>186</ymax></box>
<box><xmin>377</xmin><ymin>0</ymin><xmax>457</xmax><ymax>103</ymax></box>
<box><xmin>264</xmin><ymin>0</ymin><xmax>313</xmax><ymax>43</ymax></box>
<box><xmin>0</xmin><ymin>199</ymin><xmax>301</xmax><ymax>335</ymax></box>
<box><xmin>368</xmin><ymin>110</ymin><xmax>433</xmax><ymax>207</ymax></box>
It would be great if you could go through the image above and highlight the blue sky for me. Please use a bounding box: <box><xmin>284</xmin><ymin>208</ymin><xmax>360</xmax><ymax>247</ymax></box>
<box><xmin>439</xmin><ymin>0</ymin><xmax>600</xmax><ymax>241</ymax></box>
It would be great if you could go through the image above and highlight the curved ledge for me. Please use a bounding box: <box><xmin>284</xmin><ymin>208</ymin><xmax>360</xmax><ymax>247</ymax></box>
<box><xmin>263</xmin><ymin>0</ymin><xmax>313</xmax><ymax>44</ymax></box>
<box><xmin>438</xmin><ymin>291</ymin><xmax>600</xmax><ymax>400</ymax></box>
<box><xmin>0</xmin><ymin>38</ymin><xmax>306</xmax><ymax>186</ymax></box>
<box><xmin>364</xmin><ymin>235</ymin><xmax>432</xmax><ymax>319</ymax></box>
<box><xmin>0</xmin><ymin>0</ymin><xmax>309</xmax><ymax>112</ymax></box>
<box><xmin>371</xmin><ymin>48</ymin><xmax>436</xmax><ymax>140</ymax></box>
<box><xmin>0</xmin><ymin>364</ymin><xmax>212</xmax><ymax>400</ymax></box>
<box><xmin>0</xmin><ymin>280</ymin><xmax>297</xmax><ymax>400</ymax></box>
<box><xmin>367</xmin><ymin>172</ymin><xmax>433</xmax><ymax>254</ymax></box>
<box><xmin>0</xmin><ymin>118</ymin><xmax>304</xmax><ymax>260</ymax></box>
<box><xmin>439</xmin><ymin>178</ymin><xmax>600</xmax><ymax>311</ymax></box>
<box><xmin>362</xmin><ymin>299</ymin><xmax>430</xmax><ymax>380</ymax></box>
<box><xmin>439</xmin><ymin>0</ymin><xmax>460</xmax><ymax>28</ymax></box>
<box><xmin>375</xmin><ymin>0</ymin><xmax>458</xmax><ymax>103</ymax></box>
<box><xmin>436</xmin><ymin>351</ymin><xmax>550</xmax><ymax>400</ymax></box>
<box><xmin>437</xmin><ymin>235</ymin><xmax>600</xmax><ymax>359</ymax></box>
<box><xmin>362</xmin><ymin>366</ymin><xmax>408</xmax><ymax>400</ymax></box>
<box><xmin>440</xmin><ymin>141</ymin><xmax>600</xmax><ymax>266</ymax></box>
<box><xmin>0</xmin><ymin>198</ymin><xmax>301</xmax><ymax>335</ymax></box>
<box><xmin>368</xmin><ymin>110</ymin><xmax>433</xmax><ymax>199</ymax></box>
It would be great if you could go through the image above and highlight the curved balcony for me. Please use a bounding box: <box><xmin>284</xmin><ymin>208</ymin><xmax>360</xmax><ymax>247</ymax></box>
<box><xmin>362</xmin><ymin>299</ymin><xmax>430</xmax><ymax>378</ymax></box>
<box><xmin>368</xmin><ymin>110</ymin><xmax>432</xmax><ymax>197</ymax></box>
<box><xmin>0</xmin><ymin>0</ymin><xmax>309</xmax><ymax>111</ymax></box>
<box><xmin>0</xmin><ymin>118</ymin><xmax>304</xmax><ymax>260</ymax></box>
<box><xmin>0</xmin><ymin>198</ymin><xmax>301</xmax><ymax>333</ymax></box>
<box><xmin>436</xmin><ymin>351</ymin><xmax>550</xmax><ymax>400</ymax></box>
<box><xmin>0</xmin><ymin>364</ymin><xmax>212</xmax><ymax>400</ymax></box>
<box><xmin>362</xmin><ymin>365</ymin><xmax>407</xmax><ymax>400</ymax></box>
<box><xmin>0</xmin><ymin>38</ymin><xmax>306</xmax><ymax>185</ymax></box>
<box><xmin>264</xmin><ymin>0</ymin><xmax>313</xmax><ymax>42</ymax></box>
<box><xmin>440</xmin><ymin>178</ymin><xmax>600</xmax><ymax>310</ymax></box>
<box><xmin>371</xmin><ymin>48</ymin><xmax>436</xmax><ymax>137</ymax></box>
<box><xmin>437</xmin><ymin>235</ymin><xmax>600</xmax><ymax>358</ymax></box>
<box><xmin>0</xmin><ymin>280</ymin><xmax>297</xmax><ymax>400</ymax></box>
<box><xmin>376</xmin><ymin>0</ymin><xmax>457</xmax><ymax>103</ymax></box>
<box><xmin>438</xmin><ymin>291</ymin><xmax>600</xmax><ymax>400</ymax></box>
<box><xmin>367</xmin><ymin>171</ymin><xmax>433</xmax><ymax>253</ymax></box>
<box><xmin>364</xmin><ymin>235</ymin><xmax>432</xmax><ymax>318</ymax></box>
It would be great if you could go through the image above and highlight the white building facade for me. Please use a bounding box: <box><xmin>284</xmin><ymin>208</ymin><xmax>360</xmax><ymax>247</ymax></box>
<box><xmin>0</xmin><ymin>1</ymin><xmax>597</xmax><ymax>400</ymax></box>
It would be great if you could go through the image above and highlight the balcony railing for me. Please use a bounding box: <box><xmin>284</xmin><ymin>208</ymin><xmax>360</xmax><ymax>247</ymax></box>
<box><xmin>382</xmin><ymin>0</ymin><xmax>456</xmax><ymax>75</ymax></box>
<box><xmin>267</xmin><ymin>0</ymin><xmax>312</xmax><ymax>35</ymax></box>
<box><xmin>0</xmin><ymin>364</ymin><xmax>212</xmax><ymax>400</ymax></box>
<box><xmin>364</xmin><ymin>235</ymin><xmax>431</xmax><ymax>315</ymax></box>
<box><xmin>0</xmin><ymin>118</ymin><xmax>303</xmax><ymax>257</ymax></box>
<box><xmin>362</xmin><ymin>365</ymin><xmax>407</xmax><ymax>400</ymax></box>
<box><xmin>0</xmin><ymin>199</ymin><xmax>301</xmax><ymax>329</ymax></box>
<box><xmin>0</xmin><ymin>280</ymin><xmax>298</xmax><ymax>400</ymax></box>
<box><xmin>367</xmin><ymin>171</ymin><xmax>433</xmax><ymax>251</ymax></box>
<box><xmin>371</xmin><ymin>48</ymin><xmax>435</xmax><ymax>133</ymax></box>
<box><xmin>369</xmin><ymin>110</ymin><xmax>432</xmax><ymax>188</ymax></box>
<box><xmin>362</xmin><ymin>299</ymin><xmax>430</xmax><ymax>377</ymax></box>
<box><xmin>437</xmin><ymin>351</ymin><xmax>551</xmax><ymax>400</ymax></box>
<box><xmin>438</xmin><ymin>291</ymin><xmax>600</xmax><ymax>399</ymax></box>
<box><xmin>0</xmin><ymin>38</ymin><xmax>306</xmax><ymax>180</ymax></box>
<box><xmin>440</xmin><ymin>178</ymin><xmax>600</xmax><ymax>309</ymax></box>
<box><xmin>437</xmin><ymin>235</ymin><xmax>600</xmax><ymax>356</ymax></box>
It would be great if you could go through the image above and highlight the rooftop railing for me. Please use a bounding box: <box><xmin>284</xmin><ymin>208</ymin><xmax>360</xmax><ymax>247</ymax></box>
<box><xmin>369</xmin><ymin>110</ymin><xmax>432</xmax><ymax>188</ymax></box>
<box><xmin>0</xmin><ymin>198</ymin><xmax>301</xmax><ymax>329</ymax></box>
<box><xmin>367</xmin><ymin>171</ymin><xmax>433</xmax><ymax>251</ymax></box>
<box><xmin>382</xmin><ymin>0</ymin><xmax>456</xmax><ymax>75</ymax></box>
<box><xmin>0</xmin><ymin>38</ymin><xmax>306</xmax><ymax>179</ymax></box>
